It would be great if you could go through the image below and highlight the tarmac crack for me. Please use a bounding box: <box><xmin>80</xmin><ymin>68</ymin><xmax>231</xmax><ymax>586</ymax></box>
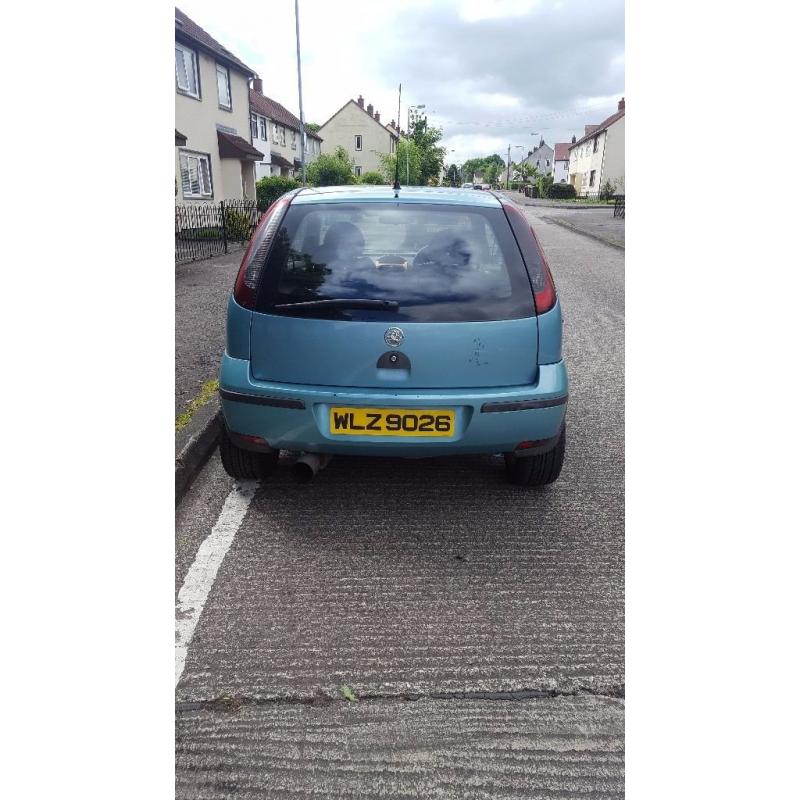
<box><xmin>176</xmin><ymin>685</ymin><xmax>625</xmax><ymax>713</ymax></box>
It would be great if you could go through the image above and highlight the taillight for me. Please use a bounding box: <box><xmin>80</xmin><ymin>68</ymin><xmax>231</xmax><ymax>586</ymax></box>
<box><xmin>501</xmin><ymin>200</ymin><xmax>558</xmax><ymax>315</ymax></box>
<box><xmin>530</xmin><ymin>228</ymin><xmax>556</xmax><ymax>314</ymax></box>
<box><xmin>233</xmin><ymin>193</ymin><xmax>293</xmax><ymax>309</ymax></box>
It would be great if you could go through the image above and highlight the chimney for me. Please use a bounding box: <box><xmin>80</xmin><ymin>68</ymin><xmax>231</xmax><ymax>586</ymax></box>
<box><xmin>539</xmin><ymin>137</ymin><xmax>545</xmax><ymax>147</ymax></box>
<box><xmin>618</xmin><ymin>97</ymin><xmax>625</xmax><ymax>111</ymax></box>
<box><xmin>390</xmin><ymin>119</ymin><xmax>395</xmax><ymax>129</ymax></box>
<box><xmin>527</xmin><ymin>150</ymin><xmax>532</xmax><ymax>157</ymax></box>
<box><xmin>584</xmin><ymin>124</ymin><xmax>599</xmax><ymax>136</ymax></box>
<box><xmin>357</xmin><ymin>95</ymin><xmax>364</xmax><ymax>108</ymax></box>
<box><xmin>366</xmin><ymin>103</ymin><xmax>374</xmax><ymax>117</ymax></box>
<box><xmin>571</xmin><ymin>135</ymin><xmax>576</xmax><ymax>143</ymax></box>
<box><xmin>374</xmin><ymin>111</ymin><xmax>380</xmax><ymax>123</ymax></box>
<box><xmin>252</xmin><ymin>77</ymin><xmax>263</xmax><ymax>94</ymax></box>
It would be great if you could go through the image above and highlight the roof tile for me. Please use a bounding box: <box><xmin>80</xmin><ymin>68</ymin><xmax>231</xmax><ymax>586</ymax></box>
<box><xmin>175</xmin><ymin>7</ymin><xmax>256</xmax><ymax>76</ymax></box>
<box><xmin>250</xmin><ymin>90</ymin><xmax>322</xmax><ymax>140</ymax></box>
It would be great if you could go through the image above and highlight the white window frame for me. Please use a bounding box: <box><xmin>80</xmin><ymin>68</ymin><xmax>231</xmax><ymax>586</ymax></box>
<box><xmin>250</xmin><ymin>114</ymin><xmax>258</xmax><ymax>140</ymax></box>
<box><xmin>354</xmin><ymin>166</ymin><xmax>362</xmax><ymax>177</ymax></box>
<box><xmin>259</xmin><ymin>117</ymin><xmax>268</xmax><ymax>141</ymax></box>
<box><xmin>216</xmin><ymin>63</ymin><xmax>231</xmax><ymax>110</ymax></box>
<box><xmin>355</xmin><ymin>134</ymin><xmax>363</xmax><ymax>151</ymax></box>
<box><xmin>291</xmin><ymin>130</ymin><xmax>297</xmax><ymax>150</ymax></box>
<box><xmin>175</xmin><ymin>43</ymin><xmax>199</xmax><ymax>98</ymax></box>
<box><xmin>280</xmin><ymin>126</ymin><xmax>286</xmax><ymax>146</ymax></box>
<box><xmin>179</xmin><ymin>151</ymin><xmax>213</xmax><ymax>199</ymax></box>
<box><xmin>272</xmin><ymin>122</ymin><xmax>280</xmax><ymax>144</ymax></box>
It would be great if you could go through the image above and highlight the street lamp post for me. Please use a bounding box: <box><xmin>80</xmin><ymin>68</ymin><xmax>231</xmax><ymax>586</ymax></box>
<box><xmin>294</xmin><ymin>0</ymin><xmax>306</xmax><ymax>186</ymax></box>
<box><xmin>506</xmin><ymin>144</ymin><xmax>525</xmax><ymax>190</ymax></box>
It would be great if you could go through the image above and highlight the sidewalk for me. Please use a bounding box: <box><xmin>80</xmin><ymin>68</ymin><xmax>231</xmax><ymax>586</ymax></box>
<box><xmin>175</xmin><ymin>250</ymin><xmax>240</xmax><ymax>498</ymax></box>
<box><xmin>500</xmin><ymin>191</ymin><xmax>625</xmax><ymax>249</ymax></box>
<box><xmin>175</xmin><ymin>251</ymin><xmax>240</xmax><ymax>416</ymax></box>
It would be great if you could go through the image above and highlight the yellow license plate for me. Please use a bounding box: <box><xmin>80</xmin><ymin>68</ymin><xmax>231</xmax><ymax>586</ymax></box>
<box><xmin>329</xmin><ymin>407</ymin><xmax>456</xmax><ymax>437</ymax></box>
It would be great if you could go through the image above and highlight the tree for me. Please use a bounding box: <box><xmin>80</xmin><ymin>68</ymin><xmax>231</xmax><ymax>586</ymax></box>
<box><xmin>305</xmin><ymin>122</ymin><xmax>321</xmax><ymax>133</ymax></box>
<box><xmin>461</xmin><ymin>154</ymin><xmax>506</xmax><ymax>183</ymax></box>
<box><xmin>380</xmin><ymin>139</ymin><xmax>422</xmax><ymax>186</ymax></box>
<box><xmin>408</xmin><ymin>118</ymin><xmax>447</xmax><ymax>186</ymax></box>
<box><xmin>444</xmin><ymin>163</ymin><xmax>462</xmax><ymax>186</ymax></box>
<box><xmin>306</xmin><ymin>146</ymin><xmax>356</xmax><ymax>186</ymax></box>
<box><xmin>517</xmin><ymin>162</ymin><xmax>537</xmax><ymax>184</ymax></box>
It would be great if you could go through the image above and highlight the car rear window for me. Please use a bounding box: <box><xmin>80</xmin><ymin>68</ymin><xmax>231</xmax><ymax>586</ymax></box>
<box><xmin>255</xmin><ymin>202</ymin><xmax>534</xmax><ymax>322</ymax></box>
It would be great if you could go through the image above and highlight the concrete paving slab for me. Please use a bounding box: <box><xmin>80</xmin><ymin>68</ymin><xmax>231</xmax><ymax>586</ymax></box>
<box><xmin>176</xmin><ymin>695</ymin><xmax>624</xmax><ymax>799</ymax></box>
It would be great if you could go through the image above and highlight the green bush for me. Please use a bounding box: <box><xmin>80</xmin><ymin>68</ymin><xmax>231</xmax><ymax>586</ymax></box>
<box><xmin>547</xmin><ymin>182</ymin><xmax>577</xmax><ymax>199</ymax></box>
<box><xmin>256</xmin><ymin>176</ymin><xmax>301</xmax><ymax>212</ymax></box>
<box><xmin>537</xmin><ymin>174</ymin><xmax>554</xmax><ymax>198</ymax></box>
<box><xmin>224</xmin><ymin>209</ymin><xmax>253</xmax><ymax>241</ymax></box>
<box><xmin>359</xmin><ymin>171</ymin><xmax>385</xmax><ymax>185</ymax></box>
<box><xmin>307</xmin><ymin>146</ymin><xmax>356</xmax><ymax>186</ymax></box>
<box><xmin>599</xmin><ymin>179</ymin><xmax>617</xmax><ymax>200</ymax></box>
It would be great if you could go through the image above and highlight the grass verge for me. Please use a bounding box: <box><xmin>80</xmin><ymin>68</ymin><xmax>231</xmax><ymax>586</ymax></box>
<box><xmin>176</xmin><ymin>378</ymin><xmax>219</xmax><ymax>432</ymax></box>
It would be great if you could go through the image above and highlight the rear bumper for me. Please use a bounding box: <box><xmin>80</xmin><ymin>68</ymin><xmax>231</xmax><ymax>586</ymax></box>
<box><xmin>219</xmin><ymin>354</ymin><xmax>568</xmax><ymax>457</ymax></box>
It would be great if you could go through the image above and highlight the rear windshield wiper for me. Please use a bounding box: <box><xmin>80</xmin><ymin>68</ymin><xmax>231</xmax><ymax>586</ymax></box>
<box><xmin>273</xmin><ymin>298</ymin><xmax>400</xmax><ymax>311</ymax></box>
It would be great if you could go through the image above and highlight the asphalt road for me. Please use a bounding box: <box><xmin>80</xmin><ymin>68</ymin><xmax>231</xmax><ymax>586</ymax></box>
<box><xmin>175</xmin><ymin>200</ymin><xmax>625</xmax><ymax>798</ymax></box>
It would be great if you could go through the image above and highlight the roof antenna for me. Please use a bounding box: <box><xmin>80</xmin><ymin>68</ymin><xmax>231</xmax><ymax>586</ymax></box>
<box><xmin>393</xmin><ymin>82</ymin><xmax>401</xmax><ymax>194</ymax></box>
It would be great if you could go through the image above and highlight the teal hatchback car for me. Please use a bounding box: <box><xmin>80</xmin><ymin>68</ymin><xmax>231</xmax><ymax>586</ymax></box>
<box><xmin>218</xmin><ymin>186</ymin><xmax>567</xmax><ymax>487</ymax></box>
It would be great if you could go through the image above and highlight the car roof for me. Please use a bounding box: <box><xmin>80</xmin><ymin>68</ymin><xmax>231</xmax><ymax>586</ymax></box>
<box><xmin>291</xmin><ymin>185</ymin><xmax>502</xmax><ymax>207</ymax></box>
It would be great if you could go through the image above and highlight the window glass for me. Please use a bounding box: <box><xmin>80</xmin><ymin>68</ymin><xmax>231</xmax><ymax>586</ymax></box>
<box><xmin>175</xmin><ymin>45</ymin><xmax>198</xmax><ymax>96</ymax></box>
<box><xmin>216</xmin><ymin>64</ymin><xmax>231</xmax><ymax>108</ymax></box>
<box><xmin>280</xmin><ymin>127</ymin><xmax>286</xmax><ymax>146</ymax></box>
<box><xmin>250</xmin><ymin>114</ymin><xmax>258</xmax><ymax>139</ymax></box>
<box><xmin>259</xmin><ymin>118</ymin><xmax>267</xmax><ymax>140</ymax></box>
<box><xmin>257</xmin><ymin>203</ymin><xmax>534</xmax><ymax>323</ymax></box>
<box><xmin>180</xmin><ymin>153</ymin><xmax>212</xmax><ymax>198</ymax></box>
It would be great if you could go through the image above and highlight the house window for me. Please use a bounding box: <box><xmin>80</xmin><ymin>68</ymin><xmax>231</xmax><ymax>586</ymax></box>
<box><xmin>593</xmin><ymin>137</ymin><xmax>599</xmax><ymax>153</ymax></box>
<box><xmin>216</xmin><ymin>64</ymin><xmax>231</xmax><ymax>109</ymax></box>
<box><xmin>390</xmin><ymin>137</ymin><xmax>396</xmax><ymax>153</ymax></box>
<box><xmin>355</xmin><ymin>135</ymin><xmax>362</xmax><ymax>151</ymax></box>
<box><xmin>175</xmin><ymin>43</ymin><xmax>199</xmax><ymax>98</ymax></box>
<box><xmin>179</xmin><ymin>151</ymin><xmax>213</xmax><ymax>198</ymax></box>
<box><xmin>291</xmin><ymin>130</ymin><xmax>297</xmax><ymax>150</ymax></box>
<box><xmin>250</xmin><ymin>114</ymin><xmax>258</xmax><ymax>140</ymax></box>
<box><xmin>259</xmin><ymin>118</ymin><xmax>267</xmax><ymax>140</ymax></box>
<box><xmin>272</xmin><ymin>122</ymin><xmax>280</xmax><ymax>144</ymax></box>
<box><xmin>546</xmin><ymin>159</ymin><xmax>550</xmax><ymax>166</ymax></box>
<box><xmin>354</xmin><ymin>166</ymin><xmax>362</xmax><ymax>176</ymax></box>
<box><xmin>589</xmin><ymin>170</ymin><xmax>596</xmax><ymax>187</ymax></box>
<box><xmin>280</xmin><ymin>126</ymin><xmax>286</xmax><ymax>146</ymax></box>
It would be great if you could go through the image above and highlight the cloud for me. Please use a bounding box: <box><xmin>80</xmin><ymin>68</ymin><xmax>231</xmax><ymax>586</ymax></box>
<box><xmin>176</xmin><ymin>0</ymin><xmax>624</xmax><ymax>161</ymax></box>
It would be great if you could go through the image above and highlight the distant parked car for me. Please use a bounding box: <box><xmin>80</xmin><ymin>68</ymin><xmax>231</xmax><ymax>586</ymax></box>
<box><xmin>474</xmin><ymin>184</ymin><xmax>484</xmax><ymax>190</ymax></box>
<box><xmin>219</xmin><ymin>186</ymin><xmax>567</xmax><ymax>487</ymax></box>
<box><xmin>462</xmin><ymin>182</ymin><xmax>474</xmax><ymax>189</ymax></box>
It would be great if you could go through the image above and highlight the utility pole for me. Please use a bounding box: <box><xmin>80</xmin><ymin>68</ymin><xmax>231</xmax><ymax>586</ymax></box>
<box><xmin>506</xmin><ymin>144</ymin><xmax>511</xmax><ymax>190</ymax></box>
<box><xmin>294</xmin><ymin>0</ymin><xmax>306</xmax><ymax>186</ymax></box>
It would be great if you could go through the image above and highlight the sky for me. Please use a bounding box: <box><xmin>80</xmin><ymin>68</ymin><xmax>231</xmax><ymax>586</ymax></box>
<box><xmin>176</xmin><ymin>0</ymin><xmax>624</xmax><ymax>165</ymax></box>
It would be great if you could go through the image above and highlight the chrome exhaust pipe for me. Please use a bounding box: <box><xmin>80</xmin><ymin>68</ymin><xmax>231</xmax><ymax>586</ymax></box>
<box><xmin>292</xmin><ymin>453</ymin><xmax>332</xmax><ymax>483</ymax></box>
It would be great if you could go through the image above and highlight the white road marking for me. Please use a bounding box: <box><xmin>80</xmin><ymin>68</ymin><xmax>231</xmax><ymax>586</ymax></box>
<box><xmin>175</xmin><ymin>480</ymin><xmax>259</xmax><ymax>687</ymax></box>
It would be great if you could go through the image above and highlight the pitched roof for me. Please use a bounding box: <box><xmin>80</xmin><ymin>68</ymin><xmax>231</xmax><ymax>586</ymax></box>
<box><xmin>319</xmin><ymin>99</ymin><xmax>399</xmax><ymax>140</ymax></box>
<box><xmin>249</xmin><ymin>89</ymin><xmax>323</xmax><ymax>141</ymax></box>
<box><xmin>553</xmin><ymin>142</ymin><xmax>570</xmax><ymax>161</ymax></box>
<box><xmin>175</xmin><ymin>8</ymin><xmax>257</xmax><ymax>76</ymax></box>
<box><xmin>569</xmin><ymin>106</ymin><xmax>625</xmax><ymax>150</ymax></box>
<box><xmin>217</xmin><ymin>131</ymin><xmax>264</xmax><ymax>160</ymax></box>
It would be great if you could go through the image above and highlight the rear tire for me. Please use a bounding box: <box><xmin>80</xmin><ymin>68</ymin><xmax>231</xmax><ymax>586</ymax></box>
<box><xmin>219</xmin><ymin>427</ymin><xmax>279</xmax><ymax>480</ymax></box>
<box><xmin>504</xmin><ymin>427</ymin><xmax>566</xmax><ymax>487</ymax></box>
